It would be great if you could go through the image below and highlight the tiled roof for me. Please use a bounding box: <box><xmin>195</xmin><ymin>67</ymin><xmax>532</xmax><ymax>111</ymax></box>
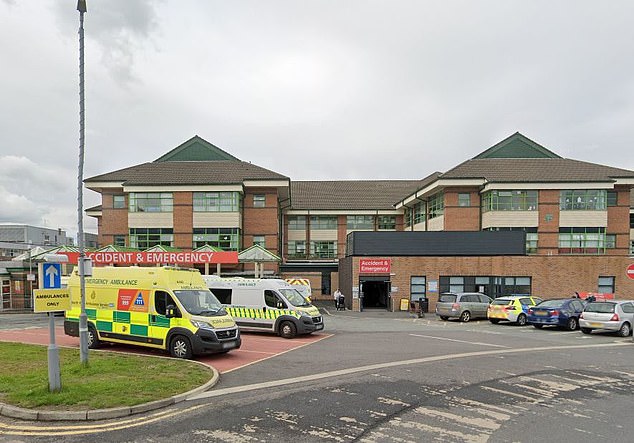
<box><xmin>85</xmin><ymin>161</ymin><xmax>288</xmax><ymax>185</ymax></box>
<box><xmin>440</xmin><ymin>158</ymin><xmax>634</xmax><ymax>182</ymax></box>
<box><xmin>290</xmin><ymin>180</ymin><xmax>424</xmax><ymax>210</ymax></box>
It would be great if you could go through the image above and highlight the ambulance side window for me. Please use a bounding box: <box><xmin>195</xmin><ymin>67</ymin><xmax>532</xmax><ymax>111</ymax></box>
<box><xmin>155</xmin><ymin>291</ymin><xmax>177</xmax><ymax>316</ymax></box>
<box><xmin>265</xmin><ymin>290</ymin><xmax>286</xmax><ymax>309</ymax></box>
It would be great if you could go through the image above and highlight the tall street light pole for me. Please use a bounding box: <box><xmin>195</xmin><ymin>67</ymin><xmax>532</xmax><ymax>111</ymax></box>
<box><xmin>77</xmin><ymin>0</ymin><xmax>89</xmax><ymax>365</ymax></box>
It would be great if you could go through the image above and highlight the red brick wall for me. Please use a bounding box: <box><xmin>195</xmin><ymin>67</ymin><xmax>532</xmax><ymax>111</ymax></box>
<box><xmin>243</xmin><ymin>188</ymin><xmax>281</xmax><ymax>273</ymax></box>
<box><xmin>444</xmin><ymin>189</ymin><xmax>481</xmax><ymax>231</ymax></box>
<box><xmin>607</xmin><ymin>186</ymin><xmax>631</xmax><ymax>255</ymax></box>
<box><xmin>99</xmin><ymin>191</ymin><xmax>129</xmax><ymax>246</ymax></box>
<box><xmin>537</xmin><ymin>190</ymin><xmax>560</xmax><ymax>255</ymax></box>
<box><xmin>173</xmin><ymin>192</ymin><xmax>193</xmax><ymax>250</ymax></box>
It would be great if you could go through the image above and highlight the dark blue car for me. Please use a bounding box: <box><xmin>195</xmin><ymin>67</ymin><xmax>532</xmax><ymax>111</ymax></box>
<box><xmin>528</xmin><ymin>298</ymin><xmax>586</xmax><ymax>331</ymax></box>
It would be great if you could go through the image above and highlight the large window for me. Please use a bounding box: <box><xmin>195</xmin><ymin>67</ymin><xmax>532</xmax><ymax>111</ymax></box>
<box><xmin>413</xmin><ymin>201</ymin><xmax>426</xmax><ymax>224</ymax></box>
<box><xmin>113</xmin><ymin>195</ymin><xmax>126</xmax><ymax>209</ymax></box>
<box><xmin>560</xmin><ymin>190</ymin><xmax>607</xmax><ymax>211</ymax></box>
<box><xmin>129</xmin><ymin>193</ymin><xmax>173</xmax><ymax>213</ymax></box>
<box><xmin>193</xmin><ymin>228</ymin><xmax>240</xmax><ymax>250</ymax></box>
<box><xmin>404</xmin><ymin>208</ymin><xmax>412</xmax><ymax>228</ymax></box>
<box><xmin>193</xmin><ymin>192</ymin><xmax>241</xmax><ymax>212</ymax></box>
<box><xmin>310</xmin><ymin>241</ymin><xmax>337</xmax><ymax>258</ymax></box>
<box><xmin>485</xmin><ymin>227</ymin><xmax>538</xmax><ymax>254</ymax></box>
<box><xmin>288</xmin><ymin>216</ymin><xmax>306</xmax><ymax>230</ymax></box>
<box><xmin>439</xmin><ymin>276</ymin><xmax>531</xmax><ymax>298</ymax></box>
<box><xmin>310</xmin><ymin>216</ymin><xmax>338</xmax><ymax>230</ymax></box>
<box><xmin>129</xmin><ymin>228</ymin><xmax>173</xmax><ymax>249</ymax></box>
<box><xmin>558</xmin><ymin>227</ymin><xmax>609</xmax><ymax>254</ymax></box>
<box><xmin>410</xmin><ymin>276</ymin><xmax>426</xmax><ymax>301</ymax></box>
<box><xmin>482</xmin><ymin>190</ymin><xmax>537</xmax><ymax>212</ymax></box>
<box><xmin>287</xmin><ymin>240</ymin><xmax>306</xmax><ymax>258</ymax></box>
<box><xmin>377</xmin><ymin>215</ymin><xmax>396</xmax><ymax>230</ymax></box>
<box><xmin>347</xmin><ymin>215</ymin><xmax>374</xmax><ymax>230</ymax></box>
<box><xmin>427</xmin><ymin>193</ymin><xmax>444</xmax><ymax>219</ymax></box>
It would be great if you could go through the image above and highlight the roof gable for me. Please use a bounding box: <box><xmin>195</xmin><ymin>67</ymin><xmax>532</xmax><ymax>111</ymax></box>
<box><xmin>474</xmin><ymin>132</ymin><xmax>561</xmax><ymax>159</ymax></box>
<box><xmin>154</xmin><ymin>135</ymin><xmax>240</xmax><ymax>162</ymax></box>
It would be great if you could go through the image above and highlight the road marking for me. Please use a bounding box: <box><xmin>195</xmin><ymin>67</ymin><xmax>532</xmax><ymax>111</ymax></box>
<box><xmin>188</xmin><ymin>342</ymin><xmax>632</xmax><ymax>400</ymax></box>
<box><xmin>409</xmin><ymin>333</ymin><xmax>509</xmax><ymax>348</ymax></box>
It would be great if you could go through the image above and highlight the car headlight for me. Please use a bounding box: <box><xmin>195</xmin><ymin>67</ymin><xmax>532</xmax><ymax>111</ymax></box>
<box><xmin>191</xmin><ymin>319</ymin><xmax>214</xmax><ymax>330</ymax></box>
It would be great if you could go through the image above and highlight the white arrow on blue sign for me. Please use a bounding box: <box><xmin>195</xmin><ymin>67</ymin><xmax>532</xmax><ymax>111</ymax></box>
<box><xmin>43</xmin><ymin>263</ymin><xmax>62</xmax><ymax>289</ymax></box>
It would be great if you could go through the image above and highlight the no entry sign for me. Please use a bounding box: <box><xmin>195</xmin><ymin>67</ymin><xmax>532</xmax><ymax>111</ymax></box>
<box><xmin>627</xmin><ymin>263</ymin><xmax>634</xmax><ymax>280</ymax></box>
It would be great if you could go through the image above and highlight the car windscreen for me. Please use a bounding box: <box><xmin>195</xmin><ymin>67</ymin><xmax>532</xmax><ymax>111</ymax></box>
<box><xmin>439</xmin><ymin>294</ymin><xmax>457</xmax><ymax>303</ymax></box>
<box><xmin>584</xmin><ymin>302</ymin><xmax>616</xmax><ymax>313</ymax></box>
<box><xmin>491</xmin><ymin>299</ymin><xmax>511</xmax><ymax>305</ymax></box>
<box><xmin>173</xmin><ymin>289</ymin><xmax>226</xmax><ymax>316</ymax></box>
<box><xmin>279</xmin><ymin>288</ymin><xmax>310</xmax><ymax>307</ymax></box>
<box><xmin>536</xmin><ymin>299</ymin><xmax>565</xmax><ymax>308</ymax></box>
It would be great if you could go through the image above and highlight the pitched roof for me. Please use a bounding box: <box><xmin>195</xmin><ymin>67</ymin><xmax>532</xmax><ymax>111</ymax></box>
<box><xmin>85</xmin><ymin>161</ymin><xmax>288</xmax><ymax>185</ymax></box>
<box><xmin>474</xmin><ymin>132</ymin><xmax>561</xmax><ymax>159</ymax></box>
<box><xmin>440</xmin><ymin>158</ymin><xmax>634</xmax><ymax>182</ymax></box>
<box><xmin>154</xmin><ymin>135</ymin><xmax>240</xmax><ymax>162</ymax></box>
<box><xmin>290</xmin><ymin>180</ymin><xmax>423</xmax><ymax>210</ymax></box>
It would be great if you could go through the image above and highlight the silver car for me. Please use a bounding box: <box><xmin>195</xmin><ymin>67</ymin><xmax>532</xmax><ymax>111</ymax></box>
<box><xmin>436</xmin><ymin>292</ymin><xmax>492</xmax><ymax>322</ymax></box>
<box><xmin>579</xmin><ymin>300</ymin><xmax>634</xmax><ymax>336</ymax></box>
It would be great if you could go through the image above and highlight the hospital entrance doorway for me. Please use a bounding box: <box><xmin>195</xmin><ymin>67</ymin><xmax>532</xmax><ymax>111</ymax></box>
<box><xmin>360</xmin><ymin>277</ymin><xmax>391</xmax><ymax>310</ymax></box>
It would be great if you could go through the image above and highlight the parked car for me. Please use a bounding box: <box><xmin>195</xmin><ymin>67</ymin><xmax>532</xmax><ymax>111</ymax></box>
<box><xmin>436</xmin><ymin>292</ymin><xmax>492</xmax><ymax>322</ymax></box>
<box><xmin>487</xmin><ymin>295</ymin><xmax>543</xmax><ymax>326</ymax></box>
<box><xmin>579</xmin><ymin>300</ymin><xmax>634</xmax><ymax>336</ymax></box>
<box><xmin>527</xmin><ymin>298</ymin><xmax>586</xmax><ymax>330</ymax></box>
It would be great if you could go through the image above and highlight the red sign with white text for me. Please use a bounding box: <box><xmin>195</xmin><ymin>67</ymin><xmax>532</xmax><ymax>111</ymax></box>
<box><xmin>59</xmin><ymin>251</ymin><xmax>239</xmax><ymax>265</ymax></box>
<box><xmin>359</xmin><ymin>258</ymin><xmax>391</xmax><ymax>274</ymax></box>
<box><xmin>627</xmin><ymin>263</ymin><xmax>634</xmax><ymax>280</ymax></box>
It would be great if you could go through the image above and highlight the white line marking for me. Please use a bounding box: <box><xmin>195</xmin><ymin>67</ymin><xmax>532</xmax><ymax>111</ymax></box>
<box><xmin>409</xmin><ymin>333</ymin><xmax>509</xmax><ymax>348</ymax></box>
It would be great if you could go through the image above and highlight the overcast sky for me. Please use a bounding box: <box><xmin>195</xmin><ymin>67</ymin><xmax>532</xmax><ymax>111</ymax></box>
<box><xmin>1</xmin><ymin>1</ymin><xmax>633</xmax><ymax>239</ymax></box>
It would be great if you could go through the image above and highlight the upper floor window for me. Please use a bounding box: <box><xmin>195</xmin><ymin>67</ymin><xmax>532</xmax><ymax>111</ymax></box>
<box><xmin>129</xmin><ymin>193</ymin><xmax>173</xmax><ymax>213</ymax></box>
<box><xmin>347</xmin><ymin>215</ymin><xmax>374</xmax><ymax>230</ymax></box>
<box><xmin>113</xmin><ymin>235</ymin><xmax>126</xmax><ymax>247</ymax></box>
<box><xmin>253</xmin><ymin>235</ymin><xmax>265</xmax><ymax>247</ymax></box>
<box><xmin>458</xmin><ymin>193</ymin><xmax>471</xmax><ymax>207</ymax></box>
<box><xmin>403</xmin><ymin>208</ymin><xmax>412</xmax><ymax>228</ymax></box>
<box><xmin>310</xmin><ymin>216</ymin><xmax>338</xmax><ymax>230</ymax></box>
<box><xmin>482</xmin><ymin>190</ymin><xmax>537</xmax><ymax>212</ymax></box>
<box><xmin>193</xmin><ymin>192</ymin><xmax>240</xmax><ymax>212</ymax></box>
<box><xmin>377</xmin><ymin>215</ymin><xmax>396</xmax><ymax>230</ymax></box>
<box><xmin>253</xmin><ymin>194</ymin><xmax>266</xmax><ymax>208</ymax></box>
<box><xmin>560</xmin><ymin>190</ymin><xmax>606</xmax><ymax>211</ymax></box>
<box><xmin>193</xmin><ymin>228</ymin><xmax>240</xmax><ymax>250</ymax></box>
<box><xmin>607</xmin><ymin>191</ymin><xmax>618</xmax><ymax>207</ymax></box>
<box><xmin>288</xmin><ymin>216</ymin><xmax>306</xmax><ymax>230</ymax></box>
<box><xmin>129</xmin><ymin>228</ymin><xmax>173</xmax><ymax>249</ymax></box>
<box><xmin>558</xmin><ymin>227</ymin><xmax>608</xmax><ymax>254</ymax></box>
<box><xmin>414</xmin><ymin>202</ymin><xmax>426</xmax><ymax>224</ymax></box>
<box><xmin>310</xmin><ymin>240</ymin><xmax>337</xmax><ymax>258</ymax></box>
<box><xmin>113</xmin><ymin>195</ymin><xmax>126</xmax><ymax>209</ymax></box>
<box><xmin>427</xmin><ymin>193</ymin><xmax>444</xmax><ymax>219</ymax></box>
<box><xmin>287</xmin><ymin>240</ymin><xmax>306</xmax><ymax>258</ymax></box>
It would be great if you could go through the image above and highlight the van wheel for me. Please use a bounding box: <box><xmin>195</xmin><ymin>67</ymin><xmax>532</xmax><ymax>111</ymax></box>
<box><xmin>459</xmin><ymin>311</ymin><xmax>471</xmax><ymax>322</ymax></box>
<box><xmin>87</xmin><ymin>324</ymin><xmax>100</xmax><ymax>349</ymax></box>
<box><xmin>279</xmin><ymin>321</ymin><xmax>297</xmax><ymax>339</ymax></box>
<box><xmin>170</xmin><ymin>335</ymin><xmax>193</xmax><ymax>359</ymax></box>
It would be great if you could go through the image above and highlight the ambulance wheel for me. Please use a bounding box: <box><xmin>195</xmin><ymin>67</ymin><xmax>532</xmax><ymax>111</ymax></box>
<box><xmin>279</xmin><ymin>321</ymin><xmax>297</xmax><ymax>339</ymax></box>
<box><xmin>87</xmin><ymin>324</ymin><xmax>100</xmax><ymax>349</ymax></box>
<box><xmin>170</xmin><ymin>335</ymin><xmax>193</xmax><ymax>359</ymax></box>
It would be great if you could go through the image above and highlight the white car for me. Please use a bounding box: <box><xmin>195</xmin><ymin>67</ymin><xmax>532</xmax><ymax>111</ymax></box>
<box><xmin>579</xmin><ymin>300</ymin><xmax>634</xmax><ymax>336</ymax></box>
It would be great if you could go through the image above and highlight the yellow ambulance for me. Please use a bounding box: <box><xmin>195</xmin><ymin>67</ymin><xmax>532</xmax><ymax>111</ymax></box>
<box><xmin>64</xmin><ymin>266</ymin><xmax>241</xmax><ymax>359</ymax></box>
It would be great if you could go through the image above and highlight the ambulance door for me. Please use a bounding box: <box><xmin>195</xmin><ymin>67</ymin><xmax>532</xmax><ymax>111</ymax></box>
<box><xmin>150</xmin><ymin>290</ymin><xmax>177</xmax><ymax>347</ymax></box>
<box><xmin>264</xmin><ymin>289</ymin><xmax>287</xmax><ymax>332</ymax></box>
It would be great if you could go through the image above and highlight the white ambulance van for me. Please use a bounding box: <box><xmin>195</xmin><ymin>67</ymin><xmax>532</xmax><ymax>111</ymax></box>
<box><xmin>64</xmin><ymin>266</ymin><xmax>241</xmax><ymax>359</ymax></box>
<box><xmin>202</xmin><ymin>276</ymin><xmax>324</xmax><ymax>338</ymax></box>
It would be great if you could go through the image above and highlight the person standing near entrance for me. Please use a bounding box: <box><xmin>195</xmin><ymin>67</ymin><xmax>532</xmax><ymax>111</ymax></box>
<box><xmin>334</xmin><ymin>288</ymin><xmax>343</xmax><ymax>308</ymax></box>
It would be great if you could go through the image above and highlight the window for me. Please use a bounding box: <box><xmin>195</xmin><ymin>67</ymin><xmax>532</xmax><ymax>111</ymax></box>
<box><xmin>193</xmin><ymin>228</ymin><xmax>241</xmax><ymax>250</ymax></box>
<box><xmin>377</xmin><ymin>215</ymin><xmax>396</xmax><ymax>230</ymax></box>
<box><xmin>193</xmin><ymin>192</ymin><xmax>241</xmax><ymax>212</ymax></box>
<box><xmin>441</xmin><ymin>276</ymin><xmax>531</xmax><ymax>298</ymax></box>
<box><xmin>310</xmin><ymin>241</ymin><xmax>337</xmax><ymax>258</ymax></box>
<box><xmin>113</xmin><ymin>195</ymin><xmax>126</xmax><ymax>209</ymax></box>
<box><xmin>265</xmin><ymin>290</ymin><xmax>284</xmax><ymax>308</ymax></box>
<box><xmin>414</xmin><ymin>202</ymin><xmax>426</xmax><ymax>224</ymax></box>
<box><xmin>607</xmin><ymin>191</ymin><xmax>618</xmax><ymax>207</ymax></box>
<box><xmin>449</xmin><ymin>276</ymin><xmax>464</xmax><ymax>293</ymax></box>
<box><xmin>605</xmin><ymin>234</ymin><xmax>616</xmax><ymax>249</ymax></box>
<box><xmin>288</xmin><ymin>216</ymin><xmax>306</xmax><ymax>230</ymax></box>
<box><xmin>129</xmin><ymin>193</ymin><xmax>173</xmax><ymax>213</ymax></box>
<box><xmin>598</xmin><ymin>276</ymin><xmax>615</xmax><ymax>294</ymax></box>
<box><xmin>410</xmin><ymin>276</ymin><xmax>426</xmax><ymax>301</ymax></box>
<box><xmin>310</xmin><ymin>216</ymin><xmax>338</xmax><ymax>230</ymax></box>
<box><xmin>558</xmin><ymin>227</ymin><xmax>608</xmax><ymax>254</ymax></box>
<box><xmin>154</xmin><ymin>291</ymin><xmax>177</xmax><ymax>316</ymax></box>
<box><xmin>481</xmin><ymin>190</ymin><xmax>538</xmax><ymax>212</ymax></box>
<box><xmin>458</xmin><ymin>193</ymin><xmax>471</xmax><ymax>207</ymax></box>
<box><xmin>404</xmin><ymin>208</ymin><xmax>412</xmax><ymax>228</ymax></box>
<box><xmin>287</xmin><ymin>240</ymin><xmax>306</xmax><ymax>258</ymax></box>
<box><xmin>113</xmin><ymin>235</ymin><xmax>126</xmax><ymax>247</ymax></box>
<box><xmin>253</xmin><ymin>194</ymin><xmax>266</xmax><ymax>208</ymax></box>
<box><xmin>253</xmin><ymin>235</ymin><xmax>265</xmax><ymax>247</ymax></box>
<box><xmin>347</xmin><ymin>215</ymin><xmax>374</xmax><ymax>230</ymax></box>
<box><xmin>560</xmin><ymin>190</ymin><xmax>607</xmax><ymax>211</ymax></box>
<box><xmin>427</xmin><ymin>193</ymin><xmax>444</xmax><ymax>219</ymax></box>
<box><xmin>129</xmin><ymin>228</ymin><xmax>173</xmax><ymax>249</ymax></box>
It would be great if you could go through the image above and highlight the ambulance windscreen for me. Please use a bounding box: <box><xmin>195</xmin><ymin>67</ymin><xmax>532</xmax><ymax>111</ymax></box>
<box><xmin>174</xmin><ymin>289</ymin><xmax>226</xmax><ymax>316</ymax></box>
<box><xmin>279</xmin><ymin>288</ymin><xmax>310</xmax><ymax>307</ymax></box>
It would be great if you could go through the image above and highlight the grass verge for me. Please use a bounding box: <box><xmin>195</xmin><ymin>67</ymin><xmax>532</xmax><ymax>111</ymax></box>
<box><xmin>0</xmin><ymin>342</ymin><xmax>212</xmax><ymax>410</ymax></box>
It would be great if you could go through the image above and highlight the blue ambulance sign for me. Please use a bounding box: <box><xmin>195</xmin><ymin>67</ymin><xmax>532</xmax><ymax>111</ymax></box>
<box><xmin>43</xmin><ymin>263</ymin><xmax>62</xmax><ymax>289</ymax></box>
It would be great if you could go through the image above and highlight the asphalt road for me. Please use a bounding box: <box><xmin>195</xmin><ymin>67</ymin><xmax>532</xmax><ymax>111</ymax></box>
<box><xmin>2</xmin><ymin>308</ymin><xmax>634</xmax><ymax>442</ymax></box>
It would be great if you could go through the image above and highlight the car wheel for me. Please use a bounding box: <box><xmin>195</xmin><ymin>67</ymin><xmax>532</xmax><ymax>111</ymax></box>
<box><xmin>581</xmin><ymin>327</ymin><xmax>592</xmax><ymax>334</ymax></box>
<box><xmin>459</xmin><ymin>311</ymin><xmax>471</xmax><ymax>322</ymax></box>
<box><xmin>87</xmin><ymin>324</ymin><xmax>100</xmax><ymax>349</ymax></box>
<box><xmin>617</xmin><ymin>322</ymin><xmax>631</xmax><ymax>337</ymax></box>
<box><xmin>516</xmin><ymin>314</ymin><xmax>527</xmax><ymax>326</ymax></box>
<box><xmin>170</xmin><ymin>335</ymin><xmax>193</xmax><ymax>359</ymax></box>
<box><xmin>279</xmin><ymin>321</ymin><xmax>297</xmax><ymax>339</ymax></box>
<box><xmin>533</xmin><ymin>324</ymin><xmax>543</xmax><ymax>329</ymax></box>
<box><xmin>567</xmin><ymin>317</ymin><xmax>578</xmax><ymax>331</ymax></box>
<box><xmin>439</xmin><ymin>316</ymin><xmax>449</xmax><ymax>321</ymax></box>
<box><xmin>489</xmin><ymin>319</ymin><xmax>500</xmax><ymax>324</ymax></box>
